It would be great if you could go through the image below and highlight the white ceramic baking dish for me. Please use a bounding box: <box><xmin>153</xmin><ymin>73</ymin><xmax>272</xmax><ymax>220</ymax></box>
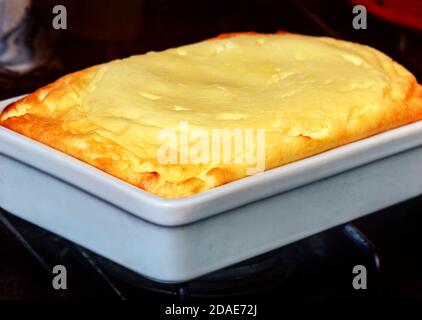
<box><xmin>1</xmin><ymin>95</ymin><xmax>422</xmax><ymax>282</ymax></box>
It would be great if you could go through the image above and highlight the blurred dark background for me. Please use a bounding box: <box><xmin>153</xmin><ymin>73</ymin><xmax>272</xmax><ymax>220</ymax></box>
<box><xmin>0</xmin><ymin>0</ymin><xmax>421</xmax><ymax>100</ymax></box>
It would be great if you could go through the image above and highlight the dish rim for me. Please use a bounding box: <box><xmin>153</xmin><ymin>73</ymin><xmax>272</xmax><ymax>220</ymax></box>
<box><xmin>2</xmin><ymin>95</ymin><xmax>422</xmax><ymax>226</ymax></box>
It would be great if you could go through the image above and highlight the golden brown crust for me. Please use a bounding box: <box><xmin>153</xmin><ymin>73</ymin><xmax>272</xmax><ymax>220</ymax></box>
<box><xmin>1</xmin><ymin>32</ymin><xmax>422</xmax><ymax>198</ymax></box>
<box><xmin>1</xmin><ymin>66</ymin><xmax>231</xmax><ymax>197</ymax></box>
<box><xmin>0</xmin><ymin>75</ymin><xmax>204</xmax><ymax>198</ymax></box>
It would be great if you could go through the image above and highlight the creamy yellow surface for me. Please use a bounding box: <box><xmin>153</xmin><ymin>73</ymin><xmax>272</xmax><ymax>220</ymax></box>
<box><xmin>73</xmin><ymin>34</ymin><xmax>413</xmax><ymax>183</ymax></box>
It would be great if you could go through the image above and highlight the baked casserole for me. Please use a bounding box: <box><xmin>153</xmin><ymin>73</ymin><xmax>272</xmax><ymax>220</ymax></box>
<box><xmin>1</xmin><ymin>32</ymin><xmax>422</xmax><ymax>198</ymax></box>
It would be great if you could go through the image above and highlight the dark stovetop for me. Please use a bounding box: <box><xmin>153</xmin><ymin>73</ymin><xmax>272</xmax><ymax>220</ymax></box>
<box><xmin>1</xmin><ymin>0</ymin><xmax>422</xmax><ymax>300</ymax></box>
<box><xmin>1</xmin><ymin>196</ymin><xmax>422</xmax><ymax>300</ymax></box>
